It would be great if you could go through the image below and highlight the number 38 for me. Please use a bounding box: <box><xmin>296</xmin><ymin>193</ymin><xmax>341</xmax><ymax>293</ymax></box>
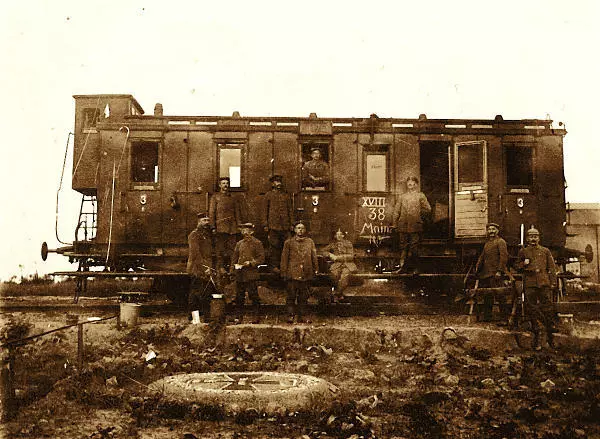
<box><xmin>368</xmin><ymin>207</ymin><xmax>386</xmax><ymax>221</ymax></box>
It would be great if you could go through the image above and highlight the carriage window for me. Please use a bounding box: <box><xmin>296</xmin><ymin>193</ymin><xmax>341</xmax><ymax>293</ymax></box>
<box><xmin>457</xmin><ymin>142</ymin><xmax>484</xmax><ymax>185</ymax></box>
<box><xmin>131</xmin><ymin>141</ymin><xmax>159</xmax><ymax>184</ymax></box>
<box><xmin>301</xmin><ymin>142</ymin><xmax>330</xmax><ymax>191</ymax></box>
<box><xmin>218</xmin><ymin>144</ymin><xmax>243</xmax><ymax>188</ymax></box>
<box><xmin>505</xmin><ymin>144</ymin><xmax>533</xmax><ymax>187</ymax></box>
<box><xmin>83</xmin><ymin>108</ymin><xmax>101</xmax><ymax>129</ymax></box>
<box><xmin>364</xmin><ymin>145</ymin><xmax>389</xmax><ymax>192</ymax></box>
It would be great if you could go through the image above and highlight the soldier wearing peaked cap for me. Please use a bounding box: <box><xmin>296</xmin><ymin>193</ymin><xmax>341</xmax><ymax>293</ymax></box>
<box><xmin>209</xmin><ymin>177</ymin><xmax>246</xmax><ymax>273</ymax></box>
<box><xmin>262</xmin><ymin>175</ymin><xmax>293</xmax><ymax>268</ymax></box>
<box><xmin>517</xmin><ymin>227</ymin><xmax>559</xmax><ymax>350</ymax></box>
<box><xmin>302</xmin><ymin>147</ymin><xmax>330</xmax><ymax>189</ymax></box>
<box><xmin>280</xmin><ymin>222</ymin><xmax>319</xmax><ymax>323</ymax></box>
<box><xmin>323</xmin><ymin>228</ymin><xmax>357</xmax><ymax>303</ymax></box>
<box><xmin>186</xmin><ymin>211</ymin><xmax>217</xmax><ymax>322</ymax></box>
<box><xmin>230</xmin><ymin>222</ymin><xmax>265</xmax><ymax>323</ymax></box>
<box><xmin>475</xmin><ymin>222</ymin><xmax>509</xmax><ymax>321</ymax></box>
<box><xmin>392</xmin><ymin>176</ymin><xmax>431</xmax><ymax>273</ymax></box>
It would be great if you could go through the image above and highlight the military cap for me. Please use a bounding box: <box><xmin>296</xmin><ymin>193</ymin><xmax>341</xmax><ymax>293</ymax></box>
<box><xmin>486</xmin><ymin>222</ymin><xmax>500</xmax><ymax>229</ymax></box>
<box><xmin>269</xmin><ymin>175</ymin><xmax>283</xmax><ymax>182</ymax></box>
<box><xmin>239</xmin><ymin>222</ymin><xmax>255</xmax><ymax>229</ymax></box>
<box><xmin>526</xmin><ymin>228</ymin><xmax>540</xmax><ymax>236</ymax></box>
<box><xmin>197</xmin><ymin>211</ymin><xmax>209</xmax><ymax>219</ymax></box>
<box><xmin>310</xmin><ymin>146</ymin><xmax>323</xmax><ymax>153</ymax></box>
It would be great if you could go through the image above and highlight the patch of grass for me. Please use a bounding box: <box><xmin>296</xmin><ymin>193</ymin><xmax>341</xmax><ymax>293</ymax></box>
<box><xmin>1</xmin><ymin>278</ymin><xmax>153</xmax><ymax>297</ymax></box>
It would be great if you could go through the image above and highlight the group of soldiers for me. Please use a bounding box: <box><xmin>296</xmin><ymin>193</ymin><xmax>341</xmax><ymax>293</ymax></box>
<box><xmin>187</xmin><ymin>173</ymin><xmax>560</xmax><ymax>350</ymax></box>
<box><xmin>187</xmin><ymin>174</ymin><xmax>349</xmax><ymax>324</ymax></box>
<box><xmin>474</xmin><ymin>223</ymin><xmax>559</xmax><ymax>350</ymax></box>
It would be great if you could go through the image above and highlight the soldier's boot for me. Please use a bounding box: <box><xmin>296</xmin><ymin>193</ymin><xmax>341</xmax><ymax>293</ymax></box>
<box><xmin>232</xmin><ymin>302</ymin><xmax>244</xmax><ymax>324</ymax></box>
<box><xmin>546</xmin><ymin>324</ymin><xmax>559</xmax><ymax>348</ymax></box>
<box><xmin>286</xmin><ymin>305</ymin><xmax>295</xmax><ymax>324</ymax></box>
<box><xmin>297</xmin><ymin>304</ymin><xmax>311</xmax><ymax>324</ymax></box>
<box><xmin>532</xmin><ymin>331</ymin><xmax>542</xmax><ymax>351</ymax></box>
<box><xmin>251</xmin><ymin>302</ymin><xmax>261</xmax><ymax>324</ymax></box>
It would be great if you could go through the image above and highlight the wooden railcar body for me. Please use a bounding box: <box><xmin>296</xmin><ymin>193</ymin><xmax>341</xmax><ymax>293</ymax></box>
<box><xmin>55</xmin><ymin>94</ymin><xmax>568</xmax><ymax>280</ymax></box>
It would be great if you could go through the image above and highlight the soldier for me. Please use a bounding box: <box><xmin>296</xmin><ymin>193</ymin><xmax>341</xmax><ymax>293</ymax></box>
<box><xmin>186</xmin><ymin>212</ymin><xmax>217</xmax><ymax>322</ymax></box>
<box><xmin>280</xmin><ymin>222</ymin><xmax>319</xmax><ymax>323</ymax></box>
<box><xmin>209</xmin><ymin>177</ymin><xmax>244</xmax><ymax>273</ymax></box>
<box><xmin>393</xmin><ymin>176</ymin><xmax>431</xmax><ymax>273</ymax></box>
<box><xmin>517</xmin><ymin>228</ymin><xmax>559</xmax><ymax>350</ymax></box>
<box><xmin>301</xmin><ymin>147</ymin><xmax>330</xmax><ymax>189</ymax></box>
<box><xmin>261</xmin><ymin>175</ymin><xmax>293</xmax><ymax>269</ymax></box>
<box><xmin>323</xmin><ymin>229</ymin><xmax>357</xmax><ymax>303</ymax></box>
<box><xmin>230</xmin><ymin>223</ymin><xmax>265</xmax><ymax>324</ymax></box>
<box><xmin>475</xmin><ymin>222</ymin><xmax>509</xmax><ymax>321</ymax></box>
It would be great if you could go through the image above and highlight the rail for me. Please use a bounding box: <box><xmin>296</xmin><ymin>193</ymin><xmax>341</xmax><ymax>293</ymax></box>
<box><xmin>0</xmin><ymin>314</ymin><xmax>117</xmax><ymax>348</ymax></box>
<box><xmin>1</xmin><ymin>314</ymin><xmax>118</xmax><ymax>419</ymax></box>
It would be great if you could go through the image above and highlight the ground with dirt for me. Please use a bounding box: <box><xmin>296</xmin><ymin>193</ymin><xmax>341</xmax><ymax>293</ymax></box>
<box><xmin>2</xmin><ymin>305</ymin><xmax>600</xmax><ymax>439</ymax></box>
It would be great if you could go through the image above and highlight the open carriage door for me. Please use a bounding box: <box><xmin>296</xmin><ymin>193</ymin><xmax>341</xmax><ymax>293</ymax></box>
<box><xmin>454</xmin><ymin>141</ymin><xmax>488</xmax><ymax>238</ymax></box>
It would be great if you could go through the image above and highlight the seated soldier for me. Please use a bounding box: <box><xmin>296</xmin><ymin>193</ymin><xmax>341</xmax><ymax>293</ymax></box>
<box><xmin>230</xmin><ymin>222</ymin><xmax>265</xmax><ymax>323</ymax></box>
<box><xmin>323</xmin><ymin>229</ymin><xmax>357</xmax><ymax>303</ymax></box>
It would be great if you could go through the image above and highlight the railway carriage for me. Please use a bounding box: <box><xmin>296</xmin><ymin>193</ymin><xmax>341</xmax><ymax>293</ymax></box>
<box><xmin>42</xmin><ymin>94</ymin><xmax>570</xmax><ymax>299</ymax></box>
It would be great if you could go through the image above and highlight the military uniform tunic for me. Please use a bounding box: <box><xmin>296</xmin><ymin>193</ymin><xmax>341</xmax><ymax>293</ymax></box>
<box><xmin>231</xmin><ymin>235</ymin><xmax>265</xmax><ymax>306</ymax></box>
<box><xmin>323</xmin><ymin>238</ymin><xmax>357</xmax><ymax>295</ymax></box>
<box><xmin>301</xmin><ymin>160</ymin><xmax>330</xmax><ymax>188</ymax></box>
<box><xmin>262</xmin><ymin>190</ymin><xmax>293</xmax><ymax>231</ymax></box>
<box><xmin>476</xmin><ymin>236</ymin><xmax>508</xmax><ymax>280</ymax></box>
<box><xmin>517</xmin><ymin>243</ymin><xmax>558</xmax><ymax>337</ymax></box>
<box><xmin>393</xmin><ymin>191</ymin><xmax>431</xmax><ymax>233</ymax></box>
<box><xmin>518</xmin><ymin>245</ymin><xmax>557</xmax><ymax>288</ymax></box>
<box><xmin>186</xmin><ymin>226</ymin><xmax>216</xmax><ymax>316</ymax></box>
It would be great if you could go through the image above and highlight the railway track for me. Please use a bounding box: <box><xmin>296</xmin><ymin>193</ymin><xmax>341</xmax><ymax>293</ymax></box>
<box><xmin>0</xmin><ymin>295</ymin><xmax>448</xmax><ymax>316</ymax></box>
<box><xmin>3</xmin><ymin>295</ymin><xmax>600</xmax><ymax>320</ymax></box>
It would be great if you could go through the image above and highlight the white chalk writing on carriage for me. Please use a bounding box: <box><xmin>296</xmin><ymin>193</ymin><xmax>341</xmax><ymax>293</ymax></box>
<box><xmin>361</xmin><ymin>197</ymin><xmax>386</xmax><ymax>207</ymax></box>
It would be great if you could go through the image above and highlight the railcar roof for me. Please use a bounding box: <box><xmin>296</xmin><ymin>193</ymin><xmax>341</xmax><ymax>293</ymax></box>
<box><xmin>73</xmin><ymin>94</ymin><xmax>144</xmax><ymax>115</ymax></box>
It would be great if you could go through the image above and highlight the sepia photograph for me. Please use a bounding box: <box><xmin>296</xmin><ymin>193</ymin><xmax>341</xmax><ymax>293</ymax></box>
<box><xmin>1</xmin><ymin>1</ymin><xmax>600</xmax><ymax>437</ymax></box>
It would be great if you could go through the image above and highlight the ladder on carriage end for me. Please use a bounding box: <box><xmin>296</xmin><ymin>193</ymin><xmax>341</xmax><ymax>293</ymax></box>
<box><xmin>75</xmin><ymin>194</ymin><xmax>97</xmax><ymax>242</ymax></box>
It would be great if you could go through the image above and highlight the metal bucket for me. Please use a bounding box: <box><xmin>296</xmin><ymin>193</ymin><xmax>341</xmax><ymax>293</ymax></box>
<box><xmin>120</xmin><ymin>303</ymin><xmax>142</xmax><ymax>328</ymax></box>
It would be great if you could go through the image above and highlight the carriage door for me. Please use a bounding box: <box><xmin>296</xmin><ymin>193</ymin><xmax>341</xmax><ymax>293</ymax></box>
<box><xmin>454</xmin><ymin>141</ymin><xmax>488</xmax><ymax>238</ymax></box>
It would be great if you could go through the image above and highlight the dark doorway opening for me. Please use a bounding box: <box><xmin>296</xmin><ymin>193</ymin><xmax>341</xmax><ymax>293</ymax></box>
<box><xmin>420</xmin><ymin>141</ymin><xmax>450</xmax><ymax>239</ymax></box>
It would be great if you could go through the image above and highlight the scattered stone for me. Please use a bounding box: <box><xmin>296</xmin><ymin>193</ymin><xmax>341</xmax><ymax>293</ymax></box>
<box><xmin>350</xmin><ymin>369</ymin><xmax>376</xmax><ymax>380</ymax></box>
<box><xmin>145</xmin><ymin>350</ymin><xmax>157</xmax><ymax>362</ymax></box>
<box><xmin>105</xmin><ymin>376</ymin><xmax>118</xmax><ymax>387</ymax></box>
<box><xmin>541</xmin><ymin>379</ymin><xmax>556</xmax><ymax>391</ymax></box>
<box><xmin>441</xmin><ymin>374</ymin><xmax>459</xmax><ymax>387</ymax></box>
<box><xmin>481</xmin><ymin>378</ymin><xmax>495</xmax><ymax>388</ymax></box>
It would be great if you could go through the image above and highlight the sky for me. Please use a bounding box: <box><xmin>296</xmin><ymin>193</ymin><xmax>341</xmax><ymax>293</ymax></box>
<box><xmin>1</xmin><ymin>0</ymin><xmax>599</xmax><ymax>281</ymax></box>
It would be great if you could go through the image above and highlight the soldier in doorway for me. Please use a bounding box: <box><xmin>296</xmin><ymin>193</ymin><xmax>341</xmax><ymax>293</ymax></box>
<box><xmin>393</xmin><ymin>176</ymin><xmax>432</xmax><ymax>273</ymax></box>
<box><xmin>230</xmin><ymin>223</ymin><xmax>265</xmax><ymax>324</ymax></box>
<box><xmin>301</xmin><ymin>147</ymin><xmax>330</xmax><ymax>189</ymax></box>
<box><xmin>475</xmin><ymin>222</ymin><xmax>509</xmax><ymax>321</ymax></box>
<box><xmin>517</xmin><ymin>228</ymin><xmax>559</xmax><ymax>350</ymax></box>
<box><xmin>261</xmin><ymin>175</ymin><xmax>293</xmax><ymax>269</ymax></box>
<box><xmin>209</xmin><ymin>177</ymin><xmax>244</xmax><ymax>274</ymax></box>
<box><xmin>280</xmin><ymin>222</ymin><xmax>319</xmax><ymax>323</ymax></box>
<box><xmin>186</xmin><ymin>212</ymin><xmax>218</xmax><ymax>322</ymax></box>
